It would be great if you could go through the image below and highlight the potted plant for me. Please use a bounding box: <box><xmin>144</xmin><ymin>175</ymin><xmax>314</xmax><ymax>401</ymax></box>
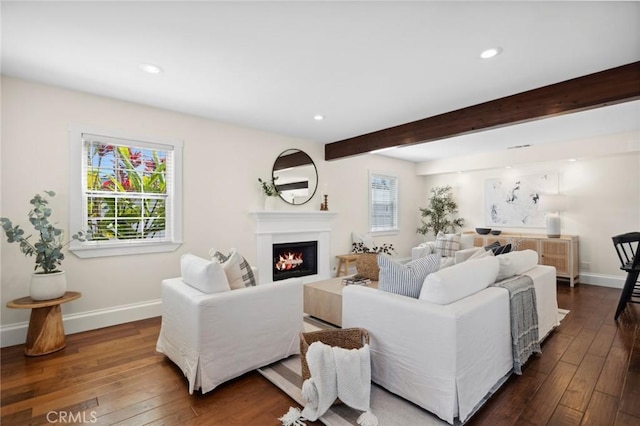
<box><xmin>258</xmin><ymin>177</ymin><xmax>280</xmax><ymax>210</ymax></box>
<box><xmin>351</xmin><ymin>242</ymin><xmax>396</xmax><ymax>281</ymax></box>
<box><xmin>1</xmin><ymin>191</ymin><xmax>89</xmax><ymax>300</ymax></box>
<box><xmin>417</xmin><ymin>185</ymin><xmax>464</xmax><ymax>238</ymax></box>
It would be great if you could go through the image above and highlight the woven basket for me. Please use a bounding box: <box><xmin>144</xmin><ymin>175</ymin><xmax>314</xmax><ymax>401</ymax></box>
<box><xmin>300</xmin><ymin>328</ymin><xmax>370</xmax><ymax>382</ymax></box>
<box><xmin>355</xmin><ymin>253</ymin><xmax>379</xmax><ymax>281</ymax></box>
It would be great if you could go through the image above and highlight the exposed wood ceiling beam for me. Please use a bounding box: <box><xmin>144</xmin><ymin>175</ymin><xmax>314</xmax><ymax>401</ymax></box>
<box><xmin>325</xmin><ymin>61</ymin><xmax>640</xmax><ymax>161</ymax></box>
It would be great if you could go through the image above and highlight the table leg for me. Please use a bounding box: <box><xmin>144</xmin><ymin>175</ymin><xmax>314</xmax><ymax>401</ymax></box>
<box><xmin>25</xmin><ymin>305</ymin><xmax>66</xmax><ymax>356</ymax></box>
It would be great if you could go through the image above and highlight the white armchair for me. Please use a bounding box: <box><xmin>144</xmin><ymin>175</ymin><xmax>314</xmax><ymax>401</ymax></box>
<box><xmin>156</xmin><ymin>277</ymin><xmax>303</xmax><ymax>394</ymax></box>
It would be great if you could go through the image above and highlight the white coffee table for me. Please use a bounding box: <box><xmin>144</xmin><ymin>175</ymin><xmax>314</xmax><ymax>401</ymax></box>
<box><xmin>303</xmin><ymin>276</ymin><xmax>378</xmax><ymax>327</ymax></box>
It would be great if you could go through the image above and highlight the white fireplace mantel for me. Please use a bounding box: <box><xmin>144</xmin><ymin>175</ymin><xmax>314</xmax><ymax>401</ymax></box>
<box><xmin>250</xmin><ymin>211</ymin><xmax>337</xmax><ymax>283</ymax></box>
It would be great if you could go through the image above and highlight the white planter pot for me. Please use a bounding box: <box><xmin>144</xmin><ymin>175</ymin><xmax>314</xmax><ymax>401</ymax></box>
<box><xmin>30</xmin><ymin>271</ymin><xmax>67</xmax><ymax>301</ymax></box>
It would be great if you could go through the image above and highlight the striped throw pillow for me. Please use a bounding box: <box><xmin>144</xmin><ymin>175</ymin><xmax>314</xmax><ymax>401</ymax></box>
<box><xmin>378</xmin><ymin>254</ymin><xmax>440</xmax><ymax>298</ymax></box>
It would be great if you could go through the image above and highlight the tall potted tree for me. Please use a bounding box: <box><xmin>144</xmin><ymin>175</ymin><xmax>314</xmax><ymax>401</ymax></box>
<box><xmin>1</xmin><ymin>191</ymin><xmax>89</xmax><ymax>300</ymax></box>
<box><xmin>417</xmin><ymin>185</ymin><xmax>464</xmax><ymax>238</ymax></box>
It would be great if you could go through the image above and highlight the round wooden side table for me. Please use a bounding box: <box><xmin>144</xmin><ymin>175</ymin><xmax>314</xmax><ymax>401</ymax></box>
<box><xmin>6</xmin><ymin>291</ymin><xmax>81</xmax><ymax>356</ymax></box>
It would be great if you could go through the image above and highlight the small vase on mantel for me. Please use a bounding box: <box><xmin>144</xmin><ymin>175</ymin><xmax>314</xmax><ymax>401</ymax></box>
<box><xmin>30</xmin><ymin>270</ymin><xmax>67</xmax><ymax>301</ymax></box>
<box><xmin>264</xmin><ymin>195</ymin><xmax>278</xmax><ymax>210</ymax></box>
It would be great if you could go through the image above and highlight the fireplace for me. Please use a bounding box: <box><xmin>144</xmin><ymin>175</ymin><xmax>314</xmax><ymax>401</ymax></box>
<box><xmin>272</xmin><ymin>240</ymin><xmax>318</xmax><ymax>281</ymax></box>
<box><xmin>251</xmin><ymin>211</ymin><xmax>336</xmax><ymax>283</ymax></box>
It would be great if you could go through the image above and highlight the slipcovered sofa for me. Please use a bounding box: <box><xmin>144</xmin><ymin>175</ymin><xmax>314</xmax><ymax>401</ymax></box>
<box><xmin>342</xmin><ymin>250</ymin><xmax>559</xmax><ymax>424</ymax></box>
<box><xmin>156</xmin><ymin>253</ymin><xmax>303</xmax><ymax>394</ymax></box>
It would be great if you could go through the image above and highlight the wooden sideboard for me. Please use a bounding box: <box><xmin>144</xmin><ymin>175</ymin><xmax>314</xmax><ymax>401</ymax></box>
<box><xmin>466</xmin><ymin>232</ymin><xmax>580</xmax><ymax>287</ymax></box>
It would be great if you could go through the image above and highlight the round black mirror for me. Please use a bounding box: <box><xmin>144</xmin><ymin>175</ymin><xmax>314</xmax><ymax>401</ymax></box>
<box><xmin>272</xmin><ymin>149</ymin><xmax>318</xmax><ymax>205</ymax></box>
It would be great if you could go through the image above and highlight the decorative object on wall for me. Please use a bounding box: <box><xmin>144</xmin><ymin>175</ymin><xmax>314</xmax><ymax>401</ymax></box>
<box><xmin>0</xmin><ymin>191</ymin><xmax>89</xmax><ymax>300</ymax></box>
<box><xmin>417</xmin><ymin>185</ymin><xmax>464</xmax><ymax>238</ymax></box>
<box><xmin>484</xmin><ymin>173</ymin><xmax>558</xmax><ymax>228</ymax></box>
<box><xmin>272</xmin><ymin>149</ymin><xmax>318</xmax><ymax>205</ymax></box>
<box><xmin>538</xmin><ymin>194</ymin><xmax>568</xmax><ymax>238</ymax></box>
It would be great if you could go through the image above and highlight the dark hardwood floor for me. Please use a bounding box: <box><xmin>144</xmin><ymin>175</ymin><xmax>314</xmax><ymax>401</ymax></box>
<box><xmin>1</xmin><ymin>283</ymin><xmax>638</xmax><ymax>425</ymax></box>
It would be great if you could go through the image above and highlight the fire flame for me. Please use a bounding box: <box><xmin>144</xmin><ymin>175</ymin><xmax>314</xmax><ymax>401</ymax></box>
<box><xmin>275</xmin><ymin>252</ymin><xmax>304</xmax><ymax>271</ymax></box>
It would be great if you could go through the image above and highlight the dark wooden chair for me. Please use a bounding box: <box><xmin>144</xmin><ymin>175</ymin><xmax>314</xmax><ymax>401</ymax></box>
<box><xmin>612</xmin><ymin>232</ymin><xmax>640</xmax><ymax>320</ymax></box>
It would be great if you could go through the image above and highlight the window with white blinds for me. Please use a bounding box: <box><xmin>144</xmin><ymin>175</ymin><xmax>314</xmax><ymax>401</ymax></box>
<box><xmin>369</xmin><ymin>173</ymin><xmax>399</xmax><ymax>233</ymax></box>
<box><xmin>69</xmin><ymin>127</ymin><xmax>183</xmax><ymax>257</ymax></box>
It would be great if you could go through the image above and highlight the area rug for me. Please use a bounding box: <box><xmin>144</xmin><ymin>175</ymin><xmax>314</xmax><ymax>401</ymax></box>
<box><xmin>258</xmin><ymin>317</ymin><xmax>448</xmax><ymax>426</ymax></box>
<box><xmin>558</xmin><ymin>308</ymin><xmax>570</xmax><ymax>322</ymax></box>
<box><xmin>259</xmin><ymin>311</ymin><xmax>570</xmax><ymax>426</ymax></box>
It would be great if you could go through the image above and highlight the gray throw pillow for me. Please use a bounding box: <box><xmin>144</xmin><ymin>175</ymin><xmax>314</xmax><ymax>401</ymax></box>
<box><xmin>378</xmin><ymin>254</ymin><xmax>440</xmax><ymax>298</ymax></box>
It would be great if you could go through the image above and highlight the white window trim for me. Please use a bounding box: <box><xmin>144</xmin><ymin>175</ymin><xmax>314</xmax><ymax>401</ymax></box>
<box><xmin>368</xmin><ymin>171</ymin><xmax>399</xmax><ymax>235</ymax></box>
<box><xmin>69</xmin><ymin>125</ymin><xmax>183</xmax><ymax>258</ymax></box>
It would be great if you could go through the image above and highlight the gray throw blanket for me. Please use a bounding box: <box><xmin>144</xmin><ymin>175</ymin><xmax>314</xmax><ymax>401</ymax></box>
<box><xmin>493</xmin><ymin>275</ymin><xmax>541</xmax><ymax>374</ymax></box>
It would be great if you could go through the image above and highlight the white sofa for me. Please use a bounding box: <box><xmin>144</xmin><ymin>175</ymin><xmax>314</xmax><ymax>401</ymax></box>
<box><xmin>342</xmin><ymin>254</ymin><xmax>559</xmax><ymax>424</ymax></box>
<box><xmin>156</xmin><ymin>277</ymin><xmax>303</xmax><ymax>394</ymax></box>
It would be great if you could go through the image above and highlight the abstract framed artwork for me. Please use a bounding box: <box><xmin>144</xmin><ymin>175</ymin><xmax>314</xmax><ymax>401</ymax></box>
<box><xmin>484</xmin><ymin>173</ymin><xmax>558</xmax><ymax>228</ymax></box>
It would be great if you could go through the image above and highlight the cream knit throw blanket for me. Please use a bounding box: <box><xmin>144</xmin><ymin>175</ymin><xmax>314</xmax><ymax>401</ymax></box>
<box><xmin>279</xmin><ymin>341</ymin><xmax>378</xmax><ymax>426</ymax></box>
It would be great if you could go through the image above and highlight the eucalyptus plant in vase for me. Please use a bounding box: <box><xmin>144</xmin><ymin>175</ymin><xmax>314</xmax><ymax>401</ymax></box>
<box><xmin>258</xmin><ymin>176</ymin><xmax>280</xmax><ymax>210</ymax></box>
<box><xmin>1</xmin><ymin>191</ymin><xmax>89</xmax><ymax>300</ymax></box>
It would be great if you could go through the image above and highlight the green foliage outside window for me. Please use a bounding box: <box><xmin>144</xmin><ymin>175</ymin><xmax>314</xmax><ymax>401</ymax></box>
<box><xmin>86</xmin><ymin>142</ymin><xmax>168</xmax><ymax>241</ymax></box>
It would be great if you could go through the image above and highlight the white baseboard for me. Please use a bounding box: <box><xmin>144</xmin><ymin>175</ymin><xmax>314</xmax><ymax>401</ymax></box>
<box><xmin>0</xmin><ymin>299</ymin><xmax>161</xmax><ymax>348</ymax></box>
<box><xmin>578</xmin><ymin>272</ymin><xmax>624</xmax><ymax>289</ymax></box>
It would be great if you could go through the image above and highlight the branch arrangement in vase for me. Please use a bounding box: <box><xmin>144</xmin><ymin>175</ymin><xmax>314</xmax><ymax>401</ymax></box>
<box><xmin>258</xmin><ymin>177</ymin><xmax>280</xmax><ymax>197</ymax></box>
<box><xmin>351</xmin><ymin>242</ymin><xmax>396</xmax><ymax>255</ymax></box>
<box><xmin>1</xmin><ymin>191</ymin><xmax>89</xmax><ymax>274</ymax></box>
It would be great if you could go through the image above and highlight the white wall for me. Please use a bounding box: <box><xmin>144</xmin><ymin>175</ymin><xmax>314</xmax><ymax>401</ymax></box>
<box><xmin>421</xmin><ymin>152</ymin><xmax>640</xmax><ymax>285</ymax></box>
<box><xmin>0</xmin><ymin>77</ymin><xmax>422</xmax><ymax>345</ymax></box>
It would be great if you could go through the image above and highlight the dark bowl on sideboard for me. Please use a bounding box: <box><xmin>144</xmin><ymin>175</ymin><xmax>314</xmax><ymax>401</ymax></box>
<box><xmin>475</xmin><ymin>227</ymin><xmax>492</xmax><ymax>235</ymax></box>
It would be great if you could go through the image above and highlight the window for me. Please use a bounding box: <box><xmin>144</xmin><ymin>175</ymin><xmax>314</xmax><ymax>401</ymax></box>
<box><xmin>69</xmin><ymin>127</ymin><xmax>182</xmax><ymax>257</ymax></box>
<box><xmin>369</xmin><ymin>172</ymin><xmax>398</xmax><ymax>233</ymax></box>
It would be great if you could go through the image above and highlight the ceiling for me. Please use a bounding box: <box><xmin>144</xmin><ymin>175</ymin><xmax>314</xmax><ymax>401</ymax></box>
<box><xmin>2</xmin><ymin>1</ymin><xmax>639</xmax><ymax>163</ymax></box>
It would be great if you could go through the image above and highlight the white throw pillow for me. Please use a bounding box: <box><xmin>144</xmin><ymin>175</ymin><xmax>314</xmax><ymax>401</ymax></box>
<box><xmin>180</xmin><ymin>253</ymin><xmax>230</xmax><ymax>294</ymax></box>
<box><xmin>435</xmin><ymin>232</ymin><xmax>461</xmax><ymax>257</ymax></box>
<box><xmin>467</xmin><ymin>247</ymin><xmax>495</xmax><ymax>261</ymax></box>
<box><xmin>419</xmin><ymin>257</ymin><xmax>500</xmax><ymax>305</ymax></box>
<box><xmin>210</xmin><ymin>248</ymin><xmax>257</xmax><ymax>289</ymax></box>
<box><xmin>439</xmin><ymin>257</ymin><xmax>456</xmax><ymax>269</ymax></box>
<box><xmin>378</xmin><ymin>254</ymin><xmax>440</xmax><ymax>298</ymax></box>
<box><xmin>495</xmin><ymin>249</ymin><xmax>539</xmax><ymax>282</ymax></box>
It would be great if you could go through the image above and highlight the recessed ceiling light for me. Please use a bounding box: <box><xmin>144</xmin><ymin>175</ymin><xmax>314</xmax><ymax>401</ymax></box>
<box><xmin>313</xmin><ymin>115</ymin><xmax>325</xmax><ymax>121</ymax></box>
<box><xmin>568</xmin><ymin>158</ymin><xmax>577</xmax><ymax>162</ymax></box>
<box><xmin>139</xmin><ymin>63</ymin><xmax>163</xmax><ymax>74</ymax></box>
<box><xmin>480</xmin><ymin>47</ymin><xmax>502</xmax><ymax>59</ymax></box>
